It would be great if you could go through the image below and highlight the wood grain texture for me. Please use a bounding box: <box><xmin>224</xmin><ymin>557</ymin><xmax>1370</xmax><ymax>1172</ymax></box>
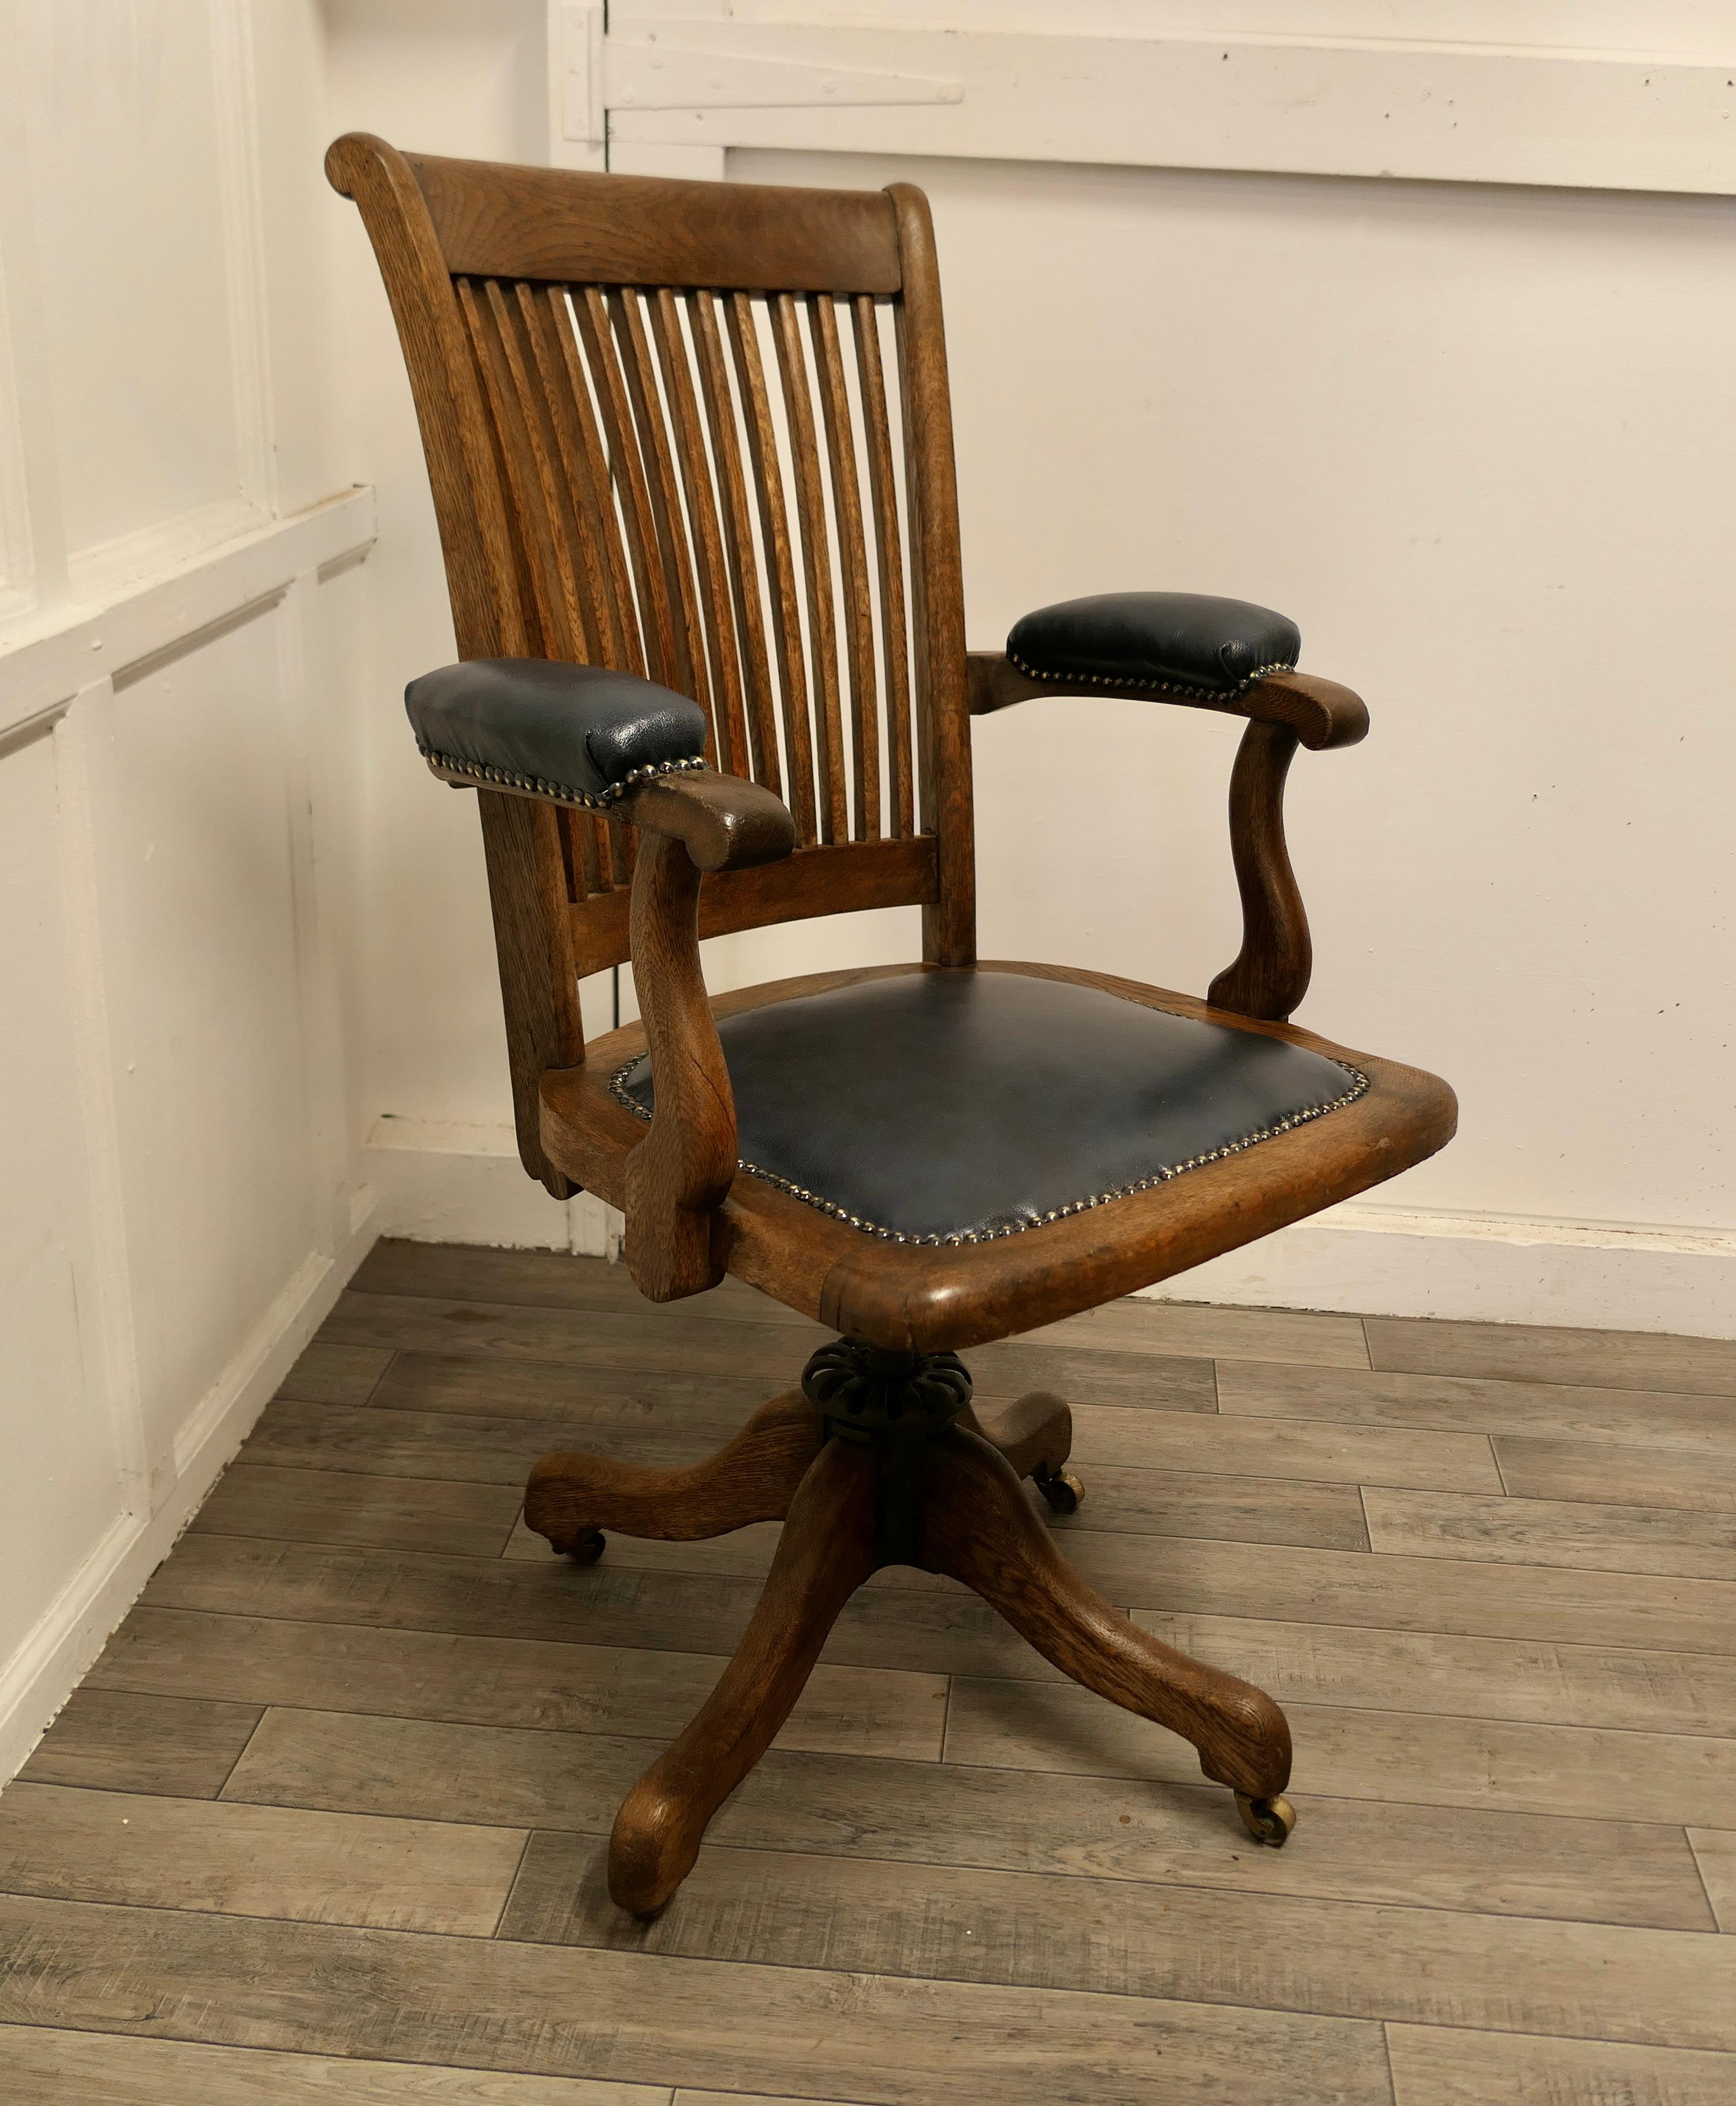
<box><xmin>1218</xmin><ymin>1358</ymin><xmax>1736</xmax><ymax>1450</ymax></box>
<box><xmin>1691</xmin><ymin>1828</ymin><xmax>1736</xmax><ymax>1930</ymax></box>
<box><xmin>91</xmin><ymin>1610</ymin><xmax>946</xmax><ymax>1763</ymax></box>
<box><xmin>0</xmin><ymin>1783</ymin><xmax>525</xmax><ymax>1935</ymax></box>
<box><xmin>1367</xmin><ymin>1315</ymin><xmax>1736</xmax><ymax>1397</ymax></box>
<box><xmin>945</xmin><ymin>1675</ymin><xmax>1736</xmax><ymax>1827</ymax></box>
<box><xmin>1362</xmin><ymin>1485</ymin><xmax>1736</xmax><ymax>1580</ymax></box>
<box><xmin>1136</xmin><ymin>1610</ymin><xmax>1736</xmax><ymax>1737</ymax></box>
<box><xmin>497</xmin><ymin>1833</ymin><xmax>1736</xmax><ymax>2049</ymax></box>
<box><xmin>127</xmin><ymin>1540</ymin><xmax>1058</xmax><ymax>1679</ymax></box>
<box><xmin>18</xmin><ymin>1689</ymin><xmax>262</xmax><ymax>1799</ymax></box>
<box><xmin>196</xmin><ymin>1462</ymin><xmax>523</xmax><ymax>1556</ymax></box>
<box><xmin>1069</xmin><ymin>1401</ymin><xmax>1500</xmax><ymax>1492</ymax></box>
<box><xmin>1494</xmin><ymin>1434</ymin><xmax>1736</xmax><ymax>1514</ymax></box>
<box><xmin>1384</xmin><ymin>2023</ymin><xmax>1736</xmax><ymax>2104</ymax></box>
<box><xmin>226</xmin><ymin>1704</ymin><xmax>1713</xmax><ymax>1929</ymax></box>
<box><xmin>0</xmin><ymin>1895</ymin><xmax>1398</xmax><ymax>2105</ymax></box>
<box><xmin>349</xmin><ymin>1241</ymin><xmax>812</xmax><ymax>1324</ymax></box>
<box><xmin>1205</xmin><ymin>719</ymin><xmax>1312</xmax><ymax>1021</ymax></box>
<box><xmin>276</xmin><ymin>1340</ymin><xmax>393</xmax><ymax>1404</ymax></box>
<box><xmin>1087</xmin><ymin>1534</ymin><xmax>1736</xmax><ymax>1653</ymax></box>
<box><xmin>920</xmin><ymin>1429</ymin><xmax>1292</xmax><ymax>1803</ymax></box>
<box><xmin>2</xmin><ymin>2027</ymin><xmax>669</xmax><ymax>2106</ymax></box>
<box><xmin>1040</xmin><ymin>1297</ymin><xmax>1370</xmax><ymax>1368</ymax></box>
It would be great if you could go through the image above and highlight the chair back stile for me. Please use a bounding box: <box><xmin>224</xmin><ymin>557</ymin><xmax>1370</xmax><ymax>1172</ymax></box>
<box><xmin>327</xmin><ymin>137</ymin><xmax>974</xmax><ymax>1190</ymax></box>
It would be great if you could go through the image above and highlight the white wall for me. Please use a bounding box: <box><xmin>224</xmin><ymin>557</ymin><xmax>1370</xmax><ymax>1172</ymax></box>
<box><xmin>331</xmin><ymin>2</ymin><xmax>1736</xmax><ymax>1331</ymax></box>
<box><xmin>9</xmin><ymin>0</ymin><xmax>1736</xmax><ymax>1778</ymax></box>
<box><xmin>0</xmin><ymin>0</ymin><xmax>375</xmax><ymax>1781</ymax></box>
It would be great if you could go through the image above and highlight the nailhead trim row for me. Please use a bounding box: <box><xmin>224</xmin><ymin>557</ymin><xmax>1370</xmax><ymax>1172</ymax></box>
<box><xmin>417</xmin><ymin>745</ymin><xmax>707</xmax><ymax>808</ymax></box>
<box><xmin>608</xmin><ymin>1054</ymin><xmax>1369</xmax><ymax>1246</ymax></box>
<box><xmin>1006</xmin><ymin>648</ymin><xmax>1297</xmax><ymax>705</ymax></box>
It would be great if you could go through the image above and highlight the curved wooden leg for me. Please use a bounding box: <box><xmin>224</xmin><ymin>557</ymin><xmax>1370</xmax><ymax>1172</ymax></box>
<box><xmin>962</xmin><ymin>1391</ymin><xmax>1073</xmax><ymax>1478</ymax></box>
<box><xmin>523</xmin><ymin>1390</ymin><xmax>822</xmax><ymax>1557</ymax></box>
<box><xmin>608</xmin><ymin>1434</ymin><xmax>879</xmax><ymax>1913</ymax></box>
<box><xmin>919</xmin><ymin>1428</ymin><xmax>1292</xmax><ymax>1811</ymax></box>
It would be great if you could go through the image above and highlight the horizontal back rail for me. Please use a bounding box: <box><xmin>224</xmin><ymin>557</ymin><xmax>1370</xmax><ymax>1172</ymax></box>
<box><xmin>405</xmin><ymin>151</ymin><xmax>902</xmax><ymax>294</ymax></box>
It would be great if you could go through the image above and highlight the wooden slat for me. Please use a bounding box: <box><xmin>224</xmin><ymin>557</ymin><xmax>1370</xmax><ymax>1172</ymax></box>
<box><xmin>727</xmin><ymin>293</ymin><xmax>817</xmax><ymax>840</ymax></box>
<box><xmin>5</xmin><ymin>2030</ymin><xmax>665</xmax><ymax>2105</ymax></box>
<box><xmin>0</xmin><ymin>1783</ymin><xmax>526</xmax><ymax>1937</ymax></box>
<box><xmin>96</xmin><ymin>1608</ymin><xmax>944</xmax><ymax>1764</ymax></box>
<box><xmin>689</xmin><ymin>290</ymin><xmax>781</xmax><ymax>793</ymax></box>
<box><xmin>650</xmin><ymin>289</ymin><xmax>749</xmax><ymax>777</ymax></box>
<box><xmin>408</xmin><ymin>152</ymin><xmax>902</xmax><ymax>294</ymax></box>
<box><xmin>771</xmin><ymin>293</ymin><xmax>849</xmax><ymax>843</ymax></box>
<box><xmin>573</xmin><ymin>285</ymin><xmax>681</xmax><ymax>691</ymax></box>
<box><xmin>497</xmin><ymin>1836</ymin><xmax>1736</xmax><ymax>2056</ymax></box>
<box><xmin>853</xmin><ymin>293</ymin><xmax>915</xmax><ymax>837</ymax></box>
<box><xmin>454</xmin><ymin>279</ymin><xmax>554</xmax><ymax>657</ymax></box>
<box><xmin>522</xmin><ymin>284</ymin><xmax>640</xmax><ymax>674</ymax></box>
<box><xmin>0</xmin><ymin>1892</ymin><xmax>1394</xmax><ymax>2105</ymax></box>
<box><xmin>221</xmin><ymin>1705</ymin><xmax>1713</xmax><ymax>1930</ymax></box>
<box><xmin>19</xmin><ymin>1690</ymin><xmax>263</xmax><ymax>1799</ymax></box>
<box><xmin>486</xmin><ymin>279</ymin><xmax>592</xmax><ymax>663</ymax></box>
<box><xmin>809</xmin><ymin>294</ymin><xmax>880</xmax><ymax>839</ymax></box>
<box><xmin>610</xmin><ymin>287</ymin><xmax>711</xmax><ymax>733</ymax></box>
<box><xmin>1362</xmin><ymin>1485</ymin><xmax>1736</xmax><ymax>1581</ymax></box>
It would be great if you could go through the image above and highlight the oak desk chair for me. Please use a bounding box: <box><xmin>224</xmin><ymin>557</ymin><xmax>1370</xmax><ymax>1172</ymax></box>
<box><xmin>329</xmin><ymin>134</ymin><xmax>1455</xmax><ymax>1915</ymax></box>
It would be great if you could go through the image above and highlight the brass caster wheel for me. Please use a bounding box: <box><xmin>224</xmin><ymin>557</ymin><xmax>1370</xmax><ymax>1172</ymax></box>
<box><xmin>1033</xmin><ymin>1465</ymin><xmax>1084</xmax><ymax>1515</ymax></box>
<box><xmin>1235</xmin><ymin>1792</ymin><xmax>1297</xmax><ymax>1847</ymax></box>
<box><xmin>557</xmin><ymin>1526</ymin><xmax>606</xmax><ymax>1566</ymax></box>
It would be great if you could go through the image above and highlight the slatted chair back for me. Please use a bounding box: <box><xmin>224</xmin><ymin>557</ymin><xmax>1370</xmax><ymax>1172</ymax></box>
<box><xmin>328</xmin><ymin>142</ymin><xmax>975</xmax><ymax>1166</ymax></box>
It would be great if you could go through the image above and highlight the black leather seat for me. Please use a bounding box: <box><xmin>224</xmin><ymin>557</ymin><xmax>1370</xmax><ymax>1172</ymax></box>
<box><xmin>615</xmin><ymin>969</ymin><xmax>1365</xmax><ymax>1246</ymax></box>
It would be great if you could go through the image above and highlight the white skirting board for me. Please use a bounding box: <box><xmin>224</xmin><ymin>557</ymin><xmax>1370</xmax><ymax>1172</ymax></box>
<box><xmin>1135</xmin><ymin>1205</ymin><xmax>1736</xmax><ymax>1340</ymax></box>
<box><xmin>364</xmin><ymin>1116</ymin><xmax>621</xmax><ymax>1258</ymax></box>
<box><xmin>0</xmin><ymin>1194</ymin><xmax>384</xmax><ymax>1787</ymax></box>
<box><xmin>366</xmin><ymin>1119</ymin><xmax>1736</xmax><ymax>1341</ymax></box>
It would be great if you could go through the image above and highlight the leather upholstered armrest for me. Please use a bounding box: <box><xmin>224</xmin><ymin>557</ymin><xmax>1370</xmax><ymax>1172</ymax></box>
<box><xmin>1010</xmin><ymin>591</ymin><xmax>1301</xmax><ymax>697</ymax></box>
<box><xmin>406</xmin><ymin>658</ymin><xmax>794</xmax><ymax>872</ymax></box>
<box><xmin>968</xmin><ymin>592</ymin><xmax>1367</xmax><ymax>750</ymax></box>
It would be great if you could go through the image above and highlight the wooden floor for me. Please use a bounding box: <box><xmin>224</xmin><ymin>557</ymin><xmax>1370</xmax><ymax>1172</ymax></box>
<box><xmin>6</xmin><ymin>1241</ymin><xmax>1736</xmax><ymax>2105</ymax></box>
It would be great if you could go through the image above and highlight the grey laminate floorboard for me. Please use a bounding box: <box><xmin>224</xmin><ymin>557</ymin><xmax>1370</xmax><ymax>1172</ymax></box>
<box><xmin>3</xmin><ymin>2027</ymin><xmax>669</xmax><ymax>2105</ymax></box>
<box><xmin>0</xmin><ymin>1895</ymin><xmax>1397</xmax><ymax>2106</ymax></box>
<box><xmin>1383</xmin><ymin>2023</ymin><xmax>1736</xmax><ymax>2104</ymax></box>
<box><xmin>1361</xmin><ymin>1485</ymin><xmax>1736</xmax><ymax>1581</ymax></box>
<box><xmin>18</xmin><ymin>1689</ymin><xmax>262</xmax><ymax>1798</ymax></box>
<box><xmin>88</xmin><ymin>1608</ymin><xmax>949</xmax><ymax>1761</ymax></box>
<box><xmin>496</xmin><ymin>1832</ymin><xmax>1736</xmax><ymax>2049</ymax></box>
<box><xmin>1365</xmin><ymin>1315</ymin><xmax>1736</xmax><ymax>1396</ymax></box>
<box><xmin>8</xmin><ymin>1248</ymin><xmax>1733</xmax><ymax>2096</ymax></box>
<box><xmin>221</xmin><ymin>1705</ymin><xmax>1713</xmax><ymax>1928</ymax></box>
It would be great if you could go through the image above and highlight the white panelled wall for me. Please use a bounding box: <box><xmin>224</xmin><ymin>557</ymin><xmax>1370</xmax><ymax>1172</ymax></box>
<box><xmin>5</xmin><ymin>0</ymin><xmax>1736</xmax><ymax>1776</ymax></box>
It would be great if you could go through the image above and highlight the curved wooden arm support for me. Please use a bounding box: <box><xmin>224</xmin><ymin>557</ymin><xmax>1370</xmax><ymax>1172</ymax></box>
<box><xmin>619</xmin><ymin>771</ymin><xmax>794</xmax><ymax>1303</ymax></box>
<box><xmin>616</xmin><ymin>767</ymin><xmax>797</xmax><ymax>872</ymax></box>
<box><xmin>1207</xmin><ymin>719</ymin><xmax>1312</xmax><ymax>1023</ymax></box>
<box><xmin>966</xmin><ymin>651</ymin><xmax>1368</xmax><ymax>752</ymax></box>
<box><xmin>621</xmin><ymin>831</ymin><xmax>736</xmax><ymax>1302</ymax></box>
